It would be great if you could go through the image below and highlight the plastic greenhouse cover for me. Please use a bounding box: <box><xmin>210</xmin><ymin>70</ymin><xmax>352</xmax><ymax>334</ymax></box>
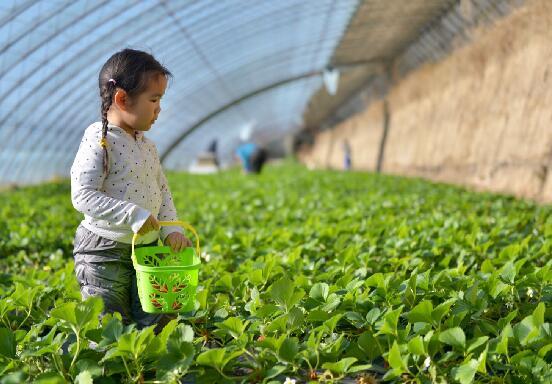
<box><xmin>0</xmin><ymin>0</ymin><xmax>358</xmax><ymax>184</ymax></box>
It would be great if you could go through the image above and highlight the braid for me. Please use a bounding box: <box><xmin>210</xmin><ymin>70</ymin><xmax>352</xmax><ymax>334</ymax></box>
<box><xmin>100</xmin><ymin>81</ymin><xmax>116</xmax><ymax>175</ymax></box>
<box><xmin>97</xmin><ymin>49</ymin><xmax>173</xmax><ymax>175</ymax></box>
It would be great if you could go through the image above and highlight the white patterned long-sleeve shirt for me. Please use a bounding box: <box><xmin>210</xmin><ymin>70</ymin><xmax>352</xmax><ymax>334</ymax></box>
<box><xmin>70</xmin><ymin>122</ymin><xmax>183</xmax><ymax>244</ymax></box>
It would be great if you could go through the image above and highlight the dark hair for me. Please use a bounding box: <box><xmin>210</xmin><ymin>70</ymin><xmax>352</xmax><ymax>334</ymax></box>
<box><xmin>98</xmin><ymin>48</ymin><xmax>172</xmax><ymax>174</ymax></box>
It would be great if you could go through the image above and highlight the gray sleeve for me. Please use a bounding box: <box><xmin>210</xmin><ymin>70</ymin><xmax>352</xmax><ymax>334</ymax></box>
<box><xmin>70</xmin><ymin>127</ymin><xmax>150</xmax><ymax>233</ymax></box>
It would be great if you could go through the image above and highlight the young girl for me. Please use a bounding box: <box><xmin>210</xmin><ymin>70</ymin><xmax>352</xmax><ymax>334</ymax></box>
<box><xmin>70</xmin><ymin>49</ymin><xmax>192</xmax><ymax>332</ymax></box>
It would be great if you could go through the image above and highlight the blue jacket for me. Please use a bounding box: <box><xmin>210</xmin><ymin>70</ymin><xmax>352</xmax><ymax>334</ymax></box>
<box><xmin>236</xmin><ymin>142</ymin><xmax>257</xmax><ymax>171</ymax></box>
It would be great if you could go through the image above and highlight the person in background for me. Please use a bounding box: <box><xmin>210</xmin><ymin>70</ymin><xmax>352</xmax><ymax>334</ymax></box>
<box><xmin>207</xmin><ymin>138</ymin><xmax>219</xmax><ymax>167</ymax></box>
<box><xmin>343</xmin><ymin>139</ymin><xmax>352</xmax><ymax>171</ymax></box>
<box><xmin>236</xmin><ymin>141</ymin><xmax>267</xmax><ymax>174</ymax></box>
<box><xmin>235</xmin><ymin>124</ymin><xmax>267</xmax><ymax>174</ymax></box>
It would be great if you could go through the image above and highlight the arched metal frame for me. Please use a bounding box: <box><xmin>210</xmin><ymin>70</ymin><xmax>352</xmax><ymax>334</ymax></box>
<box><xmin>44</xmin><ymin>43</ymin><xmax>352</xmax><ymax>180</ymax></box>
<box><xmin>0</xmin><ymin>0</ymin><xmax>230</xmax><ymax>181</ymax></box>
<box><xmin>7</xmin><ymin>1</ymin><xmax>221</xmax><ymax>180</ymax></box>
<box><xmin>4</xmin><ymin>2</ymin><xmax>180</xmax><ymax>181</ymax></box>
<box><xmin>25</xmin><ymin>2</ymin><xmax>352</xmax><ymax>144</ymax></box>
<box><xmin>395</xmin><ymin>0</ymin><xmax>522</xmax><ymax>76</ymax></box>
<box><xmin>0</xmin><ymin>0</ymin><xmax>360</xmax><ymax>183</ymax></box>
<box><xmin>24</xmin><ymin>46</ymin><xmax>328</xmax><ymax>180</ymax></box>
<box><xmin>0</xmin><ymin>1</ymin><xmax>68</xmax><ymax>57</ymax></box>
<box><xmin>161</xmin><ymin>70</ymin><xmax>323</xmax><ymax>163</ymax></box>
<box><xmin>32</xmin><ymin>45</ymin><xmax>341</xmax><ymax>180</ymax></box>
<box><xmin>19</xmin><ymin>34</ymin><xmax>360</xmax><ymax>182</ymax></box>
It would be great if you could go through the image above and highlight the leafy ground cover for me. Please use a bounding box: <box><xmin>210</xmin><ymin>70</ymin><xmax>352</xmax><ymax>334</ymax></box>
<box><xmin>0</xmin><ymin>163</ymin><xmax>550</xmax><ymax>383</ymax></box>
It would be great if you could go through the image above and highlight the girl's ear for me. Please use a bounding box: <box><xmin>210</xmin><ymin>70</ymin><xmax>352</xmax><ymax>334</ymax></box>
<box><xmin>113</xmin><ymin>89</ymin><xmax>130</xmax><ymax>111</ymax></box>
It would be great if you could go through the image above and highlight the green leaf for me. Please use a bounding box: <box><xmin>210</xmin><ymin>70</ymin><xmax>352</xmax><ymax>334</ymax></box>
<box><xmin>309</xmin><ymin>282</ymin><xmax>329</xmax><ymax>301</ymax></box>
<box><xmin>256</xmin><ymin>336</ymin><xmax>280</xmax><ymax>351</ymax></box>
<box><xmin>346</xmin><ymin>279</ymin><xmax>365</xmax><ymax>291</ymax></box>
<box><xmin>407</xmin><ymin>336</ymin><xmax>425</xmax><ymax>356</ymax></box>
<box><xmin>216</xmin><ymin>275</ymin><xmax>233</xmax><ymax>291</ymax></box>
<box><xmin>538</xmin><ymin>343</ymin><xmax>552</xmax><ymax>358</ymax></box>
<box><xmin>387</xmin><ymin>341</ymin><xmax>408</xmax><ymax>373</ymax></box>
<box><xmin>0</xmin><ymin>371</ymin><xmax>27</xmax><ymax>384</ymax></box>
<box><xmin>269</xmin><ymin>278</ymin><xmax>304</xmax><ymax>310</ymax></box>
<box><xmin>197</xmin><ymin>348</ymin><xmax>226</xmax><ymax>370</ymax></box>
<box><xmin>480</xmin><ymin>259</ymin><xmax>493</xmax><ymax>273</ymax></box>
<box><xmin>74</xmin><ymin>371</ymin><xmax>93</xmax><ymax>384</ymax></box>
<box><xmin>196</xmin><ymin>288</ymin><xmax>209</xmax><ymax>309</ymax></box>
<box><xmin>532</xmin><ymin>302</ymin><xmax>545</xmax><ymax>328</ymax></box>
<box><xmin>322</xmin><ymin>357</ymin><xmax>358</xmax><ymax>375</ymax></box>
<box><xmin>513</xmin><ymin>304</ymin><xmax>545</xmax><ymax>347</ymax></box>
<box><xmin>287</xmin><ymin>307</ymin><xmax>304</xmax><ymax>329</ymax></box>
<box><xmin>358</xmin><ymin>332</ymin><xmax>382</xmax><ymax>359</ymax></box>
<box><xmin>0</xmin><ymin>328</ymin><xmax>16</xmax><ymax>359</ymax></box>
<box><xmin>217</xmin><ymin>317</ymin><xmax>248</xmax><ymax>339</ymax></box>
<box><xmin>500</xmin><ymin>261</ymin><xmax>516</xmax><ymax>284</ymax></box>
<box><xmin>265</xmin><ymin>314</ymin><xmax>288</xmax><ymax>334</ymax></box>
<box><xmin>51</xmin><ymin>296</ymin><xmax>103</xmax><ymax>334</ymax></box>
<box><xmin>344</xmin><ymin>311</ymin><xmax>365</xmax><ymax>328</ymax></box>
<box><xmin>477</xmin><ymin>344</ymin><xmax>488</xmax><ymax>374</ymax></box>
<box><xmin>378</xmin><ymin>306</ymin><xmax>403</xmax><ymax>336</ymax></box>
<box><xmin>278</xmin><ymin>337</ymin><xmax>299</xmax><ymax>363</ymax></box>
<box><xmin>323</xmin><ymin>313</ymin><xmax>343</xmax><ymax>334</ymax></box>
<box><xmin>157</xmin><ymin>340</ymin><xmax>195</xmax><ymax>381</ymax></box>
<box><xmin>451</xmin><ymin>359</ymin><xmax>478</xmax><ymax>384</ymax></box>
<box><xmin>348</xmin><ymin>364</ymin><xmax>373</xmax><ymax>373</ymax></box>
<box><xmin>157</xmin><ymin>318</ymin><xmax>180</xmax><ymax>348</ymax></box>
<box><xmin>248</xmin><ymin>269</ymin><xmax>264</xmax><ymax>286</ymax></box>
<box><xmin>467</xmin><ymin>336</ymin><xmax>488</xmax><ymax>354</ymax></box>
<box><xmin>33</xmin><ymin>372</ymin><xmax>66</xmax><ymax>384</ymax></box>
<box><xmin>264</xmin><ymin>365</ymin><xmax>287</xmax><ymax>380</ymax></box>
<box><xmin>270</xmin><ymin>277</ymin><xmax>294</xmax><ymax>308</ymax></box>
<box><xmin>488</xmin><ymin>275</ymin><xmax>509</xmax><ymax>298</ymax></box>
<box><xmin>306</xmin><ymin>310</ymin><xmax>330</xmax><ymax>322</ymax></box>
<box><xmin>365</xmin><ymin>307</ymin><xmax>381</xmax><ymax>324</ymax></box>
<box><xmin>100</xmin><ymin>316</ymin><xmax>123</xmax><ymax>346</ymax></box>
<box><xmin>255</xmin><ymin>304</ymin><xmax>279</xmax><ymax>319</ymax></box>
<box><xmin>497</xmin><ymin>310</ymin><xmax>518</xmax><ymax>329</ymax></box>
<box><xmin>289</xmin><ymin>290</ymin><xmax>305</xmax><ymax>309</ymax></box>
<box><xmin>213</xmin><ymin>308</ymin><xmax>228</xmax><ymax>319</ymax></box>
<box><xmin>432</xmin><ymin>299</ymin><xmax>455</xmax><ymax>324</ymax></box>
<box><xmin>439</xmin><ymin>327</ymin><xmax>466</xmax><ymax>350</ymax></box>
<box><xmin>221</xmin><ymin>350</ymin><xmax>245</xmax><ymax>372</ymax></box>
<box><xmin>404</xmin><ymin>272</ymin><xmax>417</xmax><ymax>307</ymax></box>
<box><xmin>407</xmin><ymin>300</ymin><xmax>433</xmax><ymax>324</ymax></box>
<box><xmin>107</xmin><ymin>325</ymin><xmax>162</xmax><ymax>362</ymax></box>
<box><xmin>51</xmin><ymin>302</ymin><xmax>77</xmax><ymax>326</ymax></box>
<box><xmin>75</xmin><ymin>359</ymin><xmax>102</xmax><ymax>378</ymax></box>
<box><xmin>168</xmin><ymin>324</ymin><xmax>195</xmax><ymax>350</ymax></box>
<box><xmin>321</xmin><ymin>293</ymin><xmax>341</xmax><ymax>312</ymax></box>
<box><xmin>10</xmin><ymin>283</ymin><xmax>41</xmax><ymax>310</ymax></box>
<box><xmin>365</xmin><ymin>273</ymin><xmax>384</xmax><ymax>288</ymax></box>
<box><xmin>495</xmin><ymin>324</ymin><xmax>512</xmax><ymax>355</ymax></box>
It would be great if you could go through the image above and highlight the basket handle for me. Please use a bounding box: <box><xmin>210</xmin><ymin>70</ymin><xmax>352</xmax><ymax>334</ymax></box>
<box><xmin>131</xmin><ymin>220</ymin><xmax>201</xmax><ymax>264</ymax></box>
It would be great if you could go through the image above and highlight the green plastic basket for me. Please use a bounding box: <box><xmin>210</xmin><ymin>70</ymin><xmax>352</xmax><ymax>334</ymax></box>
<box><xmin>131</xmin><ymin>221</ymin><xmax>201</xmax><ymax>313</ymax></box>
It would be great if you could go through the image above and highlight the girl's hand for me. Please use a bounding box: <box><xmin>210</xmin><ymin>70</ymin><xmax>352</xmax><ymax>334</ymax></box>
<box><xmin>164</xmin><ymin>232</ymin><xmax>193</xmax><ymax>253</ymax></box>
<box><xmin>137</xmin><ymin>215</ymin><xmax>160</xmax><ymax>235</ymax></box>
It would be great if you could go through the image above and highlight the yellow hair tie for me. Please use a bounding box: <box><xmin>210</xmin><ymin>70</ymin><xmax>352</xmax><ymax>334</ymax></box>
<box><xmin>99</xmin><ymin>138</ymin><xmax>108</xmax><ymax>148</ymax></box>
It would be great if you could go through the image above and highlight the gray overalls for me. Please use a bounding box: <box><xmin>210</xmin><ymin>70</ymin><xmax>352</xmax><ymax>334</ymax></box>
<box><xmin>72</xmin><ymin>224</ymin><xmax>176</xmax><ymax>332</ymax></box>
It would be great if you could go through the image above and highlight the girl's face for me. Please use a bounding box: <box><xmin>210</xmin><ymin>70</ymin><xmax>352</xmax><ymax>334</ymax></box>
<box><xmin>129</xmin><ymin>72</ymin><xmax>167</xmax><ymax>132</ymax></box>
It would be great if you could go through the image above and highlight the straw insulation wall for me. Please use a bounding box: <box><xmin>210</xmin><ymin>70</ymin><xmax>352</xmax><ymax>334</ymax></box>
<box><xmin>299</xmin><ymin>0</ymin><xmax>552</xmax><ymax>203</ymax></box>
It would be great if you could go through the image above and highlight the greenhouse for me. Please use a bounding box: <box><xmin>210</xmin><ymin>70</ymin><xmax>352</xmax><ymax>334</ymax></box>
<box><xmin>0</xmin><ymin>0</ymin><xmax>550</xmax><ymax>383</ymax></box>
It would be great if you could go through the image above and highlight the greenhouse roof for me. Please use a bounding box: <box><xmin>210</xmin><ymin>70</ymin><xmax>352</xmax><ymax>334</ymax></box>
<box><xmin>0</xmin><ymin>0</ymin><xmax>460</xmax><ymax>184</ymax></box>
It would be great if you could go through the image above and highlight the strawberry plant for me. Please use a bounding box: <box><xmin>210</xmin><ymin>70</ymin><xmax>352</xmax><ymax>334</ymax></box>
<box><xmin>0</xmin><ymin>163</ymin><xmax>550</xmax><ymax>383</ymax></box>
